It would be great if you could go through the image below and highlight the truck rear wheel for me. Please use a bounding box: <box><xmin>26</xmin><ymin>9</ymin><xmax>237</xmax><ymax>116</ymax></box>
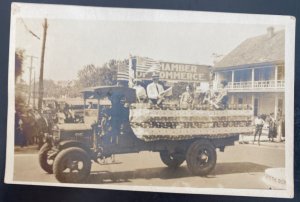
<box><xmin>186</xmin><ymin>140</ymin><xmax>216</xmax><ymax>176</ymax></box>
<box><xmin>38</xmin><ymin>143</ymin><xmax>54</xmax><ymax>174</ymax></box>
<box><xmin>53</xmin><ymin>147</ymin><xmax>91</xmax><ymax>183</ymax></box>
<box><xmin>160</xmin><ymin>151</ymin><xmax>185</xmax><ymax>168</ymax></box>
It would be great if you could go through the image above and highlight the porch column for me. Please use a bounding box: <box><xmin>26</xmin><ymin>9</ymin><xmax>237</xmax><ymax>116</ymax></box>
<box><xmin>231</xmin><ymin>70</ymin><xmax>234</xmax><ymax>88</ymax></box>
<box><xmin>274</xmin><ymin>94</ymin><xmax>278</xmax><ymax>120</ymax></box>
<box><xmin>251</xmin><ymin>94</ymin><xmax>255</xmax><ymax>116</ymax></box>
<box><xmin>275</xmin><ymin>65</ymin><xmax>278</xmax><ymax>88</ymax></box>
<box><xmin>215</xmin><ymin>72</ymin><xmax>219</xmax><ymax>90</ymax></box>
<box><xmin>251</xmin><ymin>68</ymin><xmax>255</xmax><ymax>89</ymax></box>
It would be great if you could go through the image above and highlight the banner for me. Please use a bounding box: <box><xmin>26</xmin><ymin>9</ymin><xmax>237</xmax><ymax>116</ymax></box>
<box><xmin>131</xmin><ymin>56</ymin><xmax>210</xmax><ymax>82</ymax></box>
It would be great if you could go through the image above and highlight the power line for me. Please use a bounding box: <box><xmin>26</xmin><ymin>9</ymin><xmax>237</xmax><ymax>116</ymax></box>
<box><xmin>20</xmin><ymin>18</ymin><xmax>41</xmax><ymax>40</ymax></box>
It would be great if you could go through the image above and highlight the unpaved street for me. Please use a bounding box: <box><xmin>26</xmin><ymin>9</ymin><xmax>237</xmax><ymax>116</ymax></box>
<box><xmin>13</xmin><ymin>143</ymin><xmax>284</xmax><ymax>189</ymax></box>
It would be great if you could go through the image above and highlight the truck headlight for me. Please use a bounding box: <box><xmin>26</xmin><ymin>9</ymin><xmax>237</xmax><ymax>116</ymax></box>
<box><xmin>52</xmin><ymin>125</ymin><xmax>60</xmax><ymax>141</ymax></box>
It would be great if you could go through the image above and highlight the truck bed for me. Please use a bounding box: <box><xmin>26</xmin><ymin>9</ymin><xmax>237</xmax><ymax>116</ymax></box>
<box><xmin>129</xmin><ymin>107</ymin><xmax>253</xmax><ymax>141</ymax></box>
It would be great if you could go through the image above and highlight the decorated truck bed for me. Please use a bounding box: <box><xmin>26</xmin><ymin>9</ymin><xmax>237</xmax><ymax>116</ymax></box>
<box><xmin>130</xmin><ymin>103</ymin><xmax>253</xmax><ymax>141</ymax></box>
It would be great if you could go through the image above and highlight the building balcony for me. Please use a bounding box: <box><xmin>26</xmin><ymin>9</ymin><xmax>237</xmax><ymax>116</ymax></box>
<box><xmin>219</xmin><ymin>80</ymin><xmax>285</xmax><ymax>92</ymax></box>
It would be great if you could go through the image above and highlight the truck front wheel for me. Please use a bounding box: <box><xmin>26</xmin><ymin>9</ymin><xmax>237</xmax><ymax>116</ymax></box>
<box><xmin>53</xmin><ymin>147</ymin><xmax>91</xmax><ymax>183</ymax></box>
<box><xmin>39</xmin><ymin>143</ymin><xmax>54</xmax><ymax>174</ymax></box>
<box><xmin>160</xmin><ymin>151</ymin><xmax>185</xmax><ymax>168</ymax></box>
<box><xmin>186</xmin><ymin>140</ymin><xmax>216</xmax><ymax>176</ymax></box>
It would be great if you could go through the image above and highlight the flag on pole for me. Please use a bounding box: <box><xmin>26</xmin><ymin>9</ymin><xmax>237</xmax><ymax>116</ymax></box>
<box><xmin>134</xmin><ymin>56</ymin><xmax>161</xmax><ymax>74</ymax></box>
<box><xmin>117</xmin><ymin>60</ymin><xmax>129</xmax><ymax>81</ymax></box>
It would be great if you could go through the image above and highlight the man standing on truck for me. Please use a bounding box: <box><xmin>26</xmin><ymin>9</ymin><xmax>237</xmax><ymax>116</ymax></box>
<box><xmin>147</xmin><ymin>73</ymin><xmax>164</xmax><ymax>107</ymax></box>
<box><xmin>132</xmin><ymin>80</ymin><xmax>147</xmax><ymax>103</ymax></box>
<box><xmin>210</xmin><ymin>80</ymin><xmax>228</xmax><ymax>110</ymax></box>
<box><xmin>180</xmin><ymin>85</ymin><xmax>194</xmax><ymax>109</ymax></box>
<box><xmin>104</xmin><ymin>92</ymin><xmax>130</xmax><ymax>144</ymax></box>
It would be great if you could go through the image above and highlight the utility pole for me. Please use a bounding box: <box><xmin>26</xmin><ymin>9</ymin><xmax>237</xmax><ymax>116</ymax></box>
<box><xmin>38</xmin><ymin>18</ymin><xmax>48</xmax><ymax>112</ymax></box>
<box><xmin>33</xmin><ymin>70</ymin><xmax>36</xmax><ymax>109</ymax></box>
<box><xmin>26</xmin><ymin>55</ymin><xmax>38</xmax><ymax>106</ymax></box>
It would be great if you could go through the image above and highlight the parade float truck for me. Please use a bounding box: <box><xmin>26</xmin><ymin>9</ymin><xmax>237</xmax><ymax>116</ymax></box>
<box><xmin>39</xmin><ymin>86</ymin><xmax>253</xmax><ymax>183</ymax></box>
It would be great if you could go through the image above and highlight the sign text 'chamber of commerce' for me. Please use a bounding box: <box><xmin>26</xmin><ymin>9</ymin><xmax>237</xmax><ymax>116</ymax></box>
<box><xmin>136</xmin><ymin>62</ymin><xmax>210</xmax><ymax>82</ymax></box>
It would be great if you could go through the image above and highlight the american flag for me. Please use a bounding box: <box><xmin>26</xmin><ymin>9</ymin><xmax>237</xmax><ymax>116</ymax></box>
<box><xmin>134</xmin><ymin>56</ymin><xmax>161</xmax><ymax>74</ymax></box>
<box><xmin>117</xmin><ymin>61</ymin><xmax>129</xmax><ymax>81</ymax></box>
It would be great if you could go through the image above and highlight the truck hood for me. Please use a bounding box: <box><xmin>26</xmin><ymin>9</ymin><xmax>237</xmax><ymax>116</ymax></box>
<box><xmin>57</xmin><ymin>123</ymin><xmax>92</xmax><ymax>131</ymax></box>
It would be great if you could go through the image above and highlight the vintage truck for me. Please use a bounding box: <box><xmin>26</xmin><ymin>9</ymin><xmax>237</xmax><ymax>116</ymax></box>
<box><xmin>39</xmin><ymin>86</ymin><xmax>253</xmax><ymax>183</ymax></box>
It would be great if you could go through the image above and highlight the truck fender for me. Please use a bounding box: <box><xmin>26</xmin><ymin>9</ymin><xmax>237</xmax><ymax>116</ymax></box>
<box><xmin>58</xmin><ymin>140</ymin><xmax>92</xmax><ymax>156</ymax></box>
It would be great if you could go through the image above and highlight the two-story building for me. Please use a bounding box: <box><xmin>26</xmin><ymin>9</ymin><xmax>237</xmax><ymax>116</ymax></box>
<box><xmin>213</xmin><ymin>27</ymin><xmax>285</xmax><ymax>119</ymax></box>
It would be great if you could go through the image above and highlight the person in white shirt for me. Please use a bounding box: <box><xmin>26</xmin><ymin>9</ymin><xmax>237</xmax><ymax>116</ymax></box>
<box><xmin>132</xmin><ymin>80</ymin><xmax>147</xmax><ymax>103</ymax></box>
<box><xmin>56</xmin><ymin>109</ymin><xmax>66</xmax><ymax>124</ymax></box>
<box><xmin>253</xmin><ymin>115</ymin><xmax>265</xmax><ymax>145</ymax></box>
<box><xmin>146</xmin><ymin>73</ymin><xmax>164</xmax><ymax>106</ymax></box>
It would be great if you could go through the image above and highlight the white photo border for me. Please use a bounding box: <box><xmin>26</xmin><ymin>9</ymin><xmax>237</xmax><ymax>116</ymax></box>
<box><xmin>5</xmin><ymin>2</ymin><xmax>296</xmax><ymax>198</ymax></box>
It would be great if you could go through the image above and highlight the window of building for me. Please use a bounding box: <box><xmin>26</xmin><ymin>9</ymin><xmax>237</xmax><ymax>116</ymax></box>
<box><xmin>218</xmin><ymin>71</ymin><xmax>231</xmax><ymax>82</ymax></box>
<box><xmin>234</xmin><ymin>69</ymin><xmax>251</xmax><ymax>82</ymax></box>
<box><xmin>238</xmin><ymin>98</ymin><xmax>243</xmax><ymax>104</ymax></box>
<box><xmin>254</xmin><ymin>67</ymin><xmax>275</xmax><ymax>81</ymax></box>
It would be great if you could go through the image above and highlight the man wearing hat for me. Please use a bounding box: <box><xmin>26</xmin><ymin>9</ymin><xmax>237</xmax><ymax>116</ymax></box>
<box><xmin>146</xmin><ymin>72</ymin><xmax>164</xmax><ymax>106</ymax></box>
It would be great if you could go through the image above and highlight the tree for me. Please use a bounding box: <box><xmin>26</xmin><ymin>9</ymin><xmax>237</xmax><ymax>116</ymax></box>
<box><xmin>15</xmin><ymin>48</ymin><xmax>27</xmax><ymax>111</ymax></box>
<box><xmin>67</xmin><ymin>80</ymin><xmax>82</xmax><ymax>98</ymax></box>
<box><xmin>33</xmin><ymin>79</ymin><xmax>81</xmax><ymax>98</ymax></box>
<box><xmin>77</xmin><ymin>61</ymin><xmax>118</xmax><ymax>88</ymax></box>
<box><xmin>15</xmin><ymin>49</ymin><xmax>25</xmax><ymax>81</ymax></box>
<box><xmin>40</xmin><ymin>80</ymin><xmax>58</xmax><ymax>98</ymax></box>
<box><xmin>15</xmin><ymin>48</ymin><xmax>28</xmax><ymax>146</ymax></box>
<box><xmin>77</xmin><ymin>64</ymin><xmax>98</xmax><ymax>87</ymax></box>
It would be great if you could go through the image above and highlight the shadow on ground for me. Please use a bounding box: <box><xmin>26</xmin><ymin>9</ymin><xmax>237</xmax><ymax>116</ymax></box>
<box><xmin>86</xmin><ymin>162</ymin><xmax>269</xmax><ymax>184</ymax></box>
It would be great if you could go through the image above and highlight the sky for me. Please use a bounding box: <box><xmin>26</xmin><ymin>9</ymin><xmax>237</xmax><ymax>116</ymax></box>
<box><xmin>15</xmin><ymin>18</ymin><xmax>284</xmax><ymax>83</ymax></box>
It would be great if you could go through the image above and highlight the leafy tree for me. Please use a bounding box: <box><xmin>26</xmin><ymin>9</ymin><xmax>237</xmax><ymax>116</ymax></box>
<box><xmin>77</xmin><ymin>59</ymin><xmax>121</xmax><ymax>88</ymax></box>
<box><xmin>67</xmin><ymin>80</ymin><xmax>82</xmax><ymax>98</ymax></box>
<box><xmin>33</xmin><ymin>80</ymin><xmax>81</xmax><ymax>98</ymax></box>
<box><xmin>41</xmin><ymin>80</ymin><xmax>58</xmax><ymax>98</ymax></box>
<box><xmin>15</xmin><ymin>48</ymin><xmax>27</xmax><ymax>112</ymax></box>
<box><xmin>77</xmin><ymin>64</ymin><xmax>99</xmax><ymax>87</ymax></box>
<box><xmin>15</xmin><ymin>49</ymin><xmax>25</xmax><ymax>80</ymax></box>
<box><xmin>15</xmin><ymin>82</ymin><xmax>28</xmax><ymax>113</ymax></box>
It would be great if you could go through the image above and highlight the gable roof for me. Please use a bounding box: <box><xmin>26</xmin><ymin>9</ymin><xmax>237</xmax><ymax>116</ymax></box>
<box><xmin>214</xmin><ymin>30</ymin><xmax>284</xmax><ymax>69</ymax></box>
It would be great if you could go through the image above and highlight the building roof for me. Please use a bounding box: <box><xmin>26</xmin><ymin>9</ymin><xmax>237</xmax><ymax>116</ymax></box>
<box><xmin>214</xmin><ymin>29</ymin><xmax>284</xmax><ymax>70</ymax></box>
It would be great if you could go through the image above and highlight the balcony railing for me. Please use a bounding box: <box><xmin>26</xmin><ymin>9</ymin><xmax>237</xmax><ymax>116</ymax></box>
<box><xmin>219</xmin><ymin>80</ymin><xmax>285</xmax><ymax>90</ymax></box>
